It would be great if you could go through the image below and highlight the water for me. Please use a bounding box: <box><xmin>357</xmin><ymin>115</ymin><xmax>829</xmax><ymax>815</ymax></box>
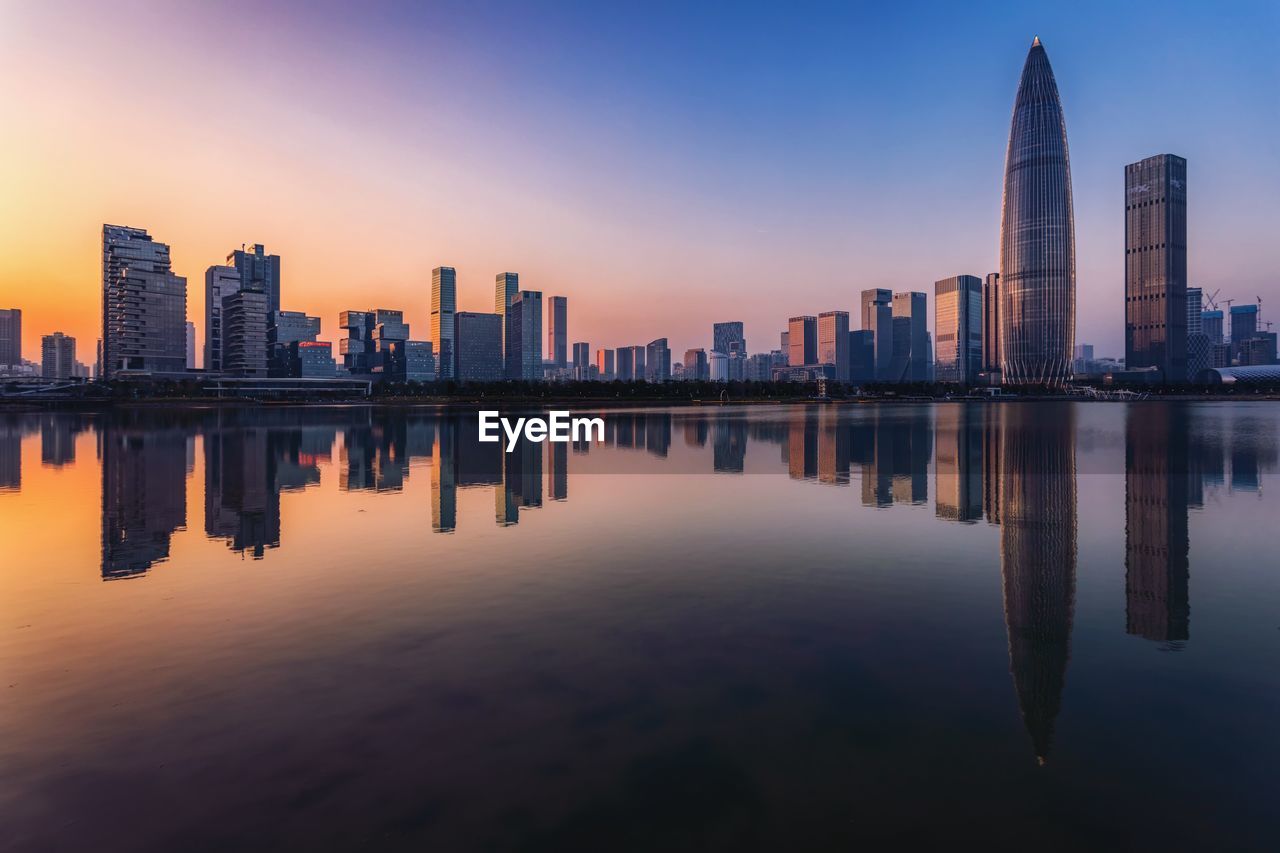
<box><xmin>2</xmin><ymin>401</ymin><xmax>1277</xmax><ymax>850</ymax></box>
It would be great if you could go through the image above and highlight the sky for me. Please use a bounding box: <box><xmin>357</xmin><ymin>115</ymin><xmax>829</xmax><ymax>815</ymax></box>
<box><xmin>1</xmin><ymin>0</ymin><xmax>1277</xmax><ymax>364</ymax></box>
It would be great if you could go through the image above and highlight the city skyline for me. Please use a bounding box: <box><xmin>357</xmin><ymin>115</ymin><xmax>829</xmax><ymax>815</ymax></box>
<box><xmin>1</xmin><ymin>2</ymin><xmax>1276</xmax><ymax>363</ymax></box>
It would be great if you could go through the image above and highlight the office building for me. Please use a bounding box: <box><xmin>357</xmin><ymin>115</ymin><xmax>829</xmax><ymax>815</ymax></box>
<box><xmin>455</xmin><ymin>311</ymin><xmax>504</xmax><ymax>382</ymax></box>
<box><xmin>616</xmin><ymin>346</ymin><xmax>635</xmax><ymax>381</ymax></box>
<box><xmin>102</xmin><ymin>225</ymin><xmax>187</xmax><ymax>378</ymax></box>
<box><xmin>432</xmin><ymin>266</ymin><xmax>457</xmax><ymax>379</ymax></box>
<box><xmin>709</xmin><ymin>351</ymin><xmax>728</xmax><ymax>381</ymax></box>
<box><xmin>268</xmin><ymin>311</ymin><xmax>321</xmax><ymax>376</ymax></box>
<box><xmin>596</xmin><ymin>348</ymin><xmax>615</xmax><ymax>380</ymax></box>
<box><xmin>861</xmin><ymin>288</ymin><xmax>894</xmax><ymax>379</ymax></box>
<box><xmin>630</xmin><ymin>345</ymin><xmax>646</xmax><ymax>381</ymax></box>
<box><xmin>1230</xmin><ymin>304</ymin><xmax>1259</xmax><ymax>362</ymax></box>
<box><xmin>935</xmin><ymin>276</ymin><xmax>983</xmax><ymax>383</ymax></box>
<box><xmin>999</xmin><ymin>38</ymin><xmax>1075</xmax><ymax>385</ymax></box>
<box><xmin>338</xmin><ymin>311</ymin><xmax>375</xmax><ymax>373</ymax></box>
<box><xmin>41</xmin><ymin>332</ymin><xmax>76</xmax><ymax>380</ymax></box>
<box><xmin>646</xmin><ymin>338</ymin><xmax>671</xmax><ymax>382</ymax></box>
<box><xmin>1186</xmin><ymin>287</ymin><xmax>1210</xmax><ymax>379</ymax></box>
<box><xmin>227</xmin><ymin>243</ymin><xmax>281</xmax><ymax>316</ymax></box>
<box><xmin>290</xmin><ymin>341</ymin><xmax>337</xmax><ymax>378</ymax></box>
<box><xmin>713</xmin><ymin>322</ymin><xmax>746</xmax><ymax>360</ymax></box>
<box><xmin>779</xmin><ymin>331</ymin><xmax>790</xmax><ymax>364</ymax></box>
<box><xmin>1125</xmin><ymin>154</ymin><xmax>1188</xmax><ymax>381</ymax></box>
<box><xmin>817</xmin><ymin>311</ymin><xmax>850</xmax><ymax>380</ymax></box>
<box><xmin>0</xmin><ymin>308</ymin><xmax>19</xmax><ymax>367</ymax></box>
<box><xmin>495</xmin><ymin>272</ymin><xmax>518</xmax><ymax>360</ymax></box>
<box><xmin>684</xmin><ymin>348</ymin><xmax>708</xmax><ymax>381</ymax></box>
<box><xmin>204</xmin><ymin>265</ymin><xmax>241</xmax><ymax>373</ymax></box>
<box><xmin>221</xmin><ymin>288</ymin><xmax>269</xmax><ymax>377</ymax></box>
<box><xmin>505</xmin><ymin>290</ymin><xmax>542</xmax><ymax>380</ymax></box>
<box><xmin>1202</xmin><ymin>309</ymin><xmax>1224</xmax><ymax>345</ymax></box>
<box><xmin>548</xmin><ymin>296</ymin><xmax>568</xmax><ymax>368</ymax></box>
<box><xmin>890</xmin><ymin>292</ymin><xmax>928</xmax><ymax>382</ymax></box>
<box><xmin>788</xmin><ymin>316</ymin><xmax>817</xmax><ymax>367</ymax></box>
<box><xmin>185</xmin><ymin>321</ymin><xmax>196</xmax><ymax>370</ymax></box>
<box><xmin>572</xmin><ymin>342</ymin><xmax>590</xmax><ymax>379</ymax></box>
<box><xmin>982</xmin><ymin>273</ymin><xmax>1001</xmax><ymax>373</ymax></box>
<box><xmin>849</xmin><ymin>330</ymin><xmax>875</xmax><ymax>383</ymax></box>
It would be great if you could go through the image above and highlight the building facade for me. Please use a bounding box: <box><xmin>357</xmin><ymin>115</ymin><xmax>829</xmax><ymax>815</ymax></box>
<box><xmin>102</xmin><ymin>225</ymin><xmax>188</xmax><ymax>378</ymax></box>
<box><xmin>572</xmin><ymin>342</ymin><xmax>590</xmax><ymax>379</ymax></box>
<box><xmin>818</xmin><ymin>311</ymin><xmax>850</xmax><ymax>380</ymax></box>
<box><xmin>0</xmin><ymin>308</ymin><xmax>19</xmax><ymax>367</ymax></box>
<box><xmin>935</xmin><ymin>275</ymin><xmax>983</xmax><ymax>383</ymax></box>
<box><xmin>432</xmin><ymin>267</ymin><xmax>457</xmax><ymax>380</ymax></box>
<box><xmin>1125</xmin><ymin>154</ymin><xmax>1188</xmax><ymax>382</ymax></box>
<box><xmin>646</xmin><ymin>338</ymin><xmax>671</xmax><ymax>382</ymax></box>
<box><xmin>982</xmin><ymin>273</ymin><xmax>1001</xmax><ymax>373</ymax></box>
<box><xmin>999</xmin><ymin>38</ymin><xmax>1075</xmax><ymax>385</ymax></box>
<box><xmin>713</xmin><ymin>322</ymin><xmax>745</xmax><ymax>359</ymax></box>
<box><xmin>221</xmin><ymin>288</ymin><xmax>269</xmax><ymax>377</ymax></box>
<box><xmin>495</xmin><ymin>272</ymin><xmax>518</xmax><ymax>362</ymax></box>
<box><xmin>684</xmin><ymin>348</ymin><xmax>708</xmax><ymax>381</ymax></box>
<box><xmin>891</xmin><ymin>292</ymin><xmax>928</xmax><ymax>382</ymax></box>
<box><xmin>505</xmin><ymin>291</ymin><xmax>543</xmax><ymax>380</ymax></box>
<box><xmin>41</xmin><ymin>332</ymin><xmax>76</xmax><ymax>380</ymax></box>
<box><xmin>788</xmin><ymin>316</ymin><xmax>817</xmax><ymax>367</ymax></box>
<box><xmin>455</xmin><ymin>311</ymin><xmax>504</xmax><ymax>382</ymax></box>
<box><xmin>860</xmin><ymin>288</ymin><xmax>893</xmax><ymax>380</ymax></box>
<box><xmin>204</xmin><ymin>265</ymin><xmax>241</xmax><ymax>374</ymax></box>
<box><xmin>596</xmin><ymin>348</ymin><xmax>615</xmax><ymax>380</ymax></box>
<box><xmin>548</xmin><ymin>296</ymin><xmax>568</xmax><ymax>369</ymax></box>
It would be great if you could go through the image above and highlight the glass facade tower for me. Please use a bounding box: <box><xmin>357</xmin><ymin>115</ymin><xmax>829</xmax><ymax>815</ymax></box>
<box><xmin>432</xmin><ymin>267</ymin><xmax>457</xmax><ymax>380</ymax></box>
<box><xmin>1125</xmin><ymin>154</ymin><xmax>1188</xmax><ymax>381</ymax></box>
<box><xmin>935</xmin><ymin>275</ymin><xmax>983</xmax><ymax>383</ymax></box>
<box><xmin>999</xmin><ymin>38</ymin><xmax>1075</xmax><ymax>386</ymax></box>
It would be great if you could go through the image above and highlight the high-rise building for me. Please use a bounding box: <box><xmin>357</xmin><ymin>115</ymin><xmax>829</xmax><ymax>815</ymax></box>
<box><xmin>860</xmin><ymin>288</ymin><xmax>893</xmax><ymax>379</ymax></box>
<box><xmin>999</xmin><ymin>38</ymin><xmax>1075</xmax><ymax>386</ymax></box>
<box><xmin>102</xmin><ymin>225</ymin><xmax>187</xmax><ymax>378</ymax></box>
<box><xmin>890</xmin><ymin>292</ymin><xmax>928</xmax><ymax>382</ymax></box>
<box><xmin>817</xmin><ymin>311</ymin><xmax>850</xmax><ymax>380</ymax></box>
<box><xmin>455</xmin><ymin>311</ymin><xmax>504</xmax><ymax>382</ymax></box>
<box><xmin>268</xmin><ymin>311</ymin><xmax>321</xmax><ymax>376</ymax></box>
<box><xmin>779</xmin><ymin>331</ymin><xmax>790</xmax><ymax>364</ymax></box>
<box><xmin>1230</xmin><ymin>304</ymin><xmax>1259</xmax><ymax>361</ymax></box>
<box><xmin>645</xmin><ymin>338</ymin><xmax>671</xmax><ymax>382</ymax></box>
<box><xmin>505</xmin><ymin>290</ymin><xmax>542</xmax><ymax>380</ymax></box>
<box><xmin>935</xmin><ymin>276</ymin><xmax>983</xmax><ymax>384</ymax></box>
<box><xmin>432</xmin><ymin>266</ymin><xmax>457</xmax><ymax>380</ymax></box>
<box><xmin>185</xmin><ymin>322</ymin><xmax>196</xmax><ymax>370</ymax></box>
<box><xmin>204</xmin><ymin>265</ymin><xmax>240</xmax><ymax>374</ymax></box>
<box><xmin>1202</xmin><ymin>309</ymin><xmax>1224</xmax><ymax>345</ymax></box>
<box><xmin>616</xmin><ymin>346</ymin><xmax>635</xmax><ymax>381</ymax></box>
<box><xmin>548</xmin><ymin>296</ymin><xmax>568</xmax><ymax>368</ymax></box>
<box><xmin>709</xmin><ymin>351</ymin><xmax>728</xmax><ymax>381</ymax></box>
<box><xmin>1186</xmin><ymin>287</ymin><xmax>1210</xmax><ymax>380</ymax></box>
<box><xmin>848</xmin><ymin>330</ymin><xmax>875</xmax><ymax>383</ymax></box>
<box><xmin>684</xmin><ymin>348</ymin><xmax>708</xmax><ymax>381</ymax></box>
<box><xmin>630</xmin><ymin>345</ymin><xmax>647</xmax><ymax>381</ymax></box>
<box><xmin>596</xmin><ymin>348</ymin><xmax>615</xmax><ymax>380</ymax></box>
<box><xmin>221</xmin><ymin>288</ymin><xmax>270</xmax><ymax>377</ymax></box>
<box><xmin>338</xmin><ymin>310</ymin><xmax>376</xmax><ymax>373</ymax></box>
<box><xmin>572</xmin><ymin>342</ymin><xmax>590</xmax><ymax>378</ymax></box>
<box><xmin>788</xmin><ymin>316</ymin><xmax>817</xmax><ymax>366</ymax></box>
<box><xmin>227</xmin><ymin>243</ymin><xmax>281</xmax><ymax>316</ymax></box>
<box><xmin>0</xmin><ymin>308</ymin><xmax>20</xmax><ymax>367</ymax></box>
<box><xmin>982</xmin><ymin>273</ymin><xmax>1001</xmax><ymax>373</ymax></box>
<box><xmin>495</xmin><ymin>272</ymin><xmax>518</xmax><ymax>361</ymax></box>
<box><xmin>1125</xmin><ymin>154</ymin><xmax>1188</xmax><ymax>382</ymax></box>
<box><xmin>713</xmin><ymin>322</ymin><xmax>745</xmax><ymax>359</ymax></box>
<box><xmin>41</xmin><ymin>332</ymin><xmax>76</xmax><ymax>380</ymax></box>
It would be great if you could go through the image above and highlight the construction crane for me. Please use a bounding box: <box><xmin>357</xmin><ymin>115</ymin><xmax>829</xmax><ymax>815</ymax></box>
<box><xmin>1203</xmin><ymin>289</ymin><xmax>1221</xmax><ymax>311</ymax></box>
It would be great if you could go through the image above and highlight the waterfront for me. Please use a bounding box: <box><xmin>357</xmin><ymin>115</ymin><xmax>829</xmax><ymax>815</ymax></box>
<box><xmin>2</xmin><ymin>402</ymin><xmax>1278</xmax><ymax>850</ymax></box>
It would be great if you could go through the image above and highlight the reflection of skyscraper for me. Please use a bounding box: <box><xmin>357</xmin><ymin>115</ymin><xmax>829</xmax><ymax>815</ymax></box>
<box><xmin>817</xmin><ymin>407</ymin><xmax>850</xmax><ymax>486</ymax></box>
<box><xmin>1125</xmin><ymin>404</ymin><xmax>1190</xmax><ymax>643</ymax></box>
<box><xmin>549</xmin><ymin>441</ymin><xmax>568</xmax><ymax>501</ymax></box>
<box><xmin>40</xmin><ymin>414</ymin><xmax>83</xmax><ymax>467</ymax></box>
<box><xmin>998</xmin><ymin>404</ymin><xmax>1077</xmax><ymax>762</ymax></box>
<box><xmin>856</xmin><ymin>408</ymin><xmax>932</xmax><ymax>506</ymax></box>
<box><xmin>934</xmin><ymin>404</ymin><xmax>983</xmax><ymax>522</ymax></box>
<box><xmin>499</xmin><ymin>436</ymin><xmax>543</xmax><ymax>524</ymax></box>
<box><xmin>204</xmin><ymin>427</ymin><xmax>280</xmax><ymax>559</ymax></box>
<box><xmin>432</xmin><ymin>418</ymin><xmax>457</xmax><ymax>532</ymax></box>
<box><xmin>101</xmin><ymin>424</ymin><xmax>188</xmax><ymax>579</ymax></box>
<box><xmin>787</xmin><ymin>408</ymin><xmax>819</xmax><ymax>480</ymax></box>
<box><xmin>999</xmin><ymin>39</ymin><xmax>1075</xmax><ymax>386</ymax></box>
<box><xmin>0</xmin><ymin>418</ymin><xmax>22</xmax><ymax>490</ymax></box>
<box><xmin>712</xmin><ymin>413</ymin><xmax>747</xmax><ymax>473</ymax></box>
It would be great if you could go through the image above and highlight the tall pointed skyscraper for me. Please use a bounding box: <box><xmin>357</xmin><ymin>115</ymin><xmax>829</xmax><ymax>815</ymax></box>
<box><xmin>999</xmin><ymin>37</ymin><xmax>1075</xmax><ymax>386</ymax></box>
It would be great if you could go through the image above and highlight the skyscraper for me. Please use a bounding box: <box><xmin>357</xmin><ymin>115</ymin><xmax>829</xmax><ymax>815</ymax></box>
<box><xmin>505</xmin><ymin>290</ymin><xmax>542</xmax><ymax>380</ymax></box>
<box><xmin>1186</xmin><ymin>287</ymin><xmax>1210</xmax><ymax>380</ymax></box>
<box><xmin>227</xmin><ymin>243</ymin><xmax>281</xmax><ymax>316</ymax></box>
<box><xmin>41</xmin><ymin>332</ymin><xmax>76</xmax><ymax>380</ymax></box>
<box><xmin>1125</xmin><ymin>154</ymin><xmax>1188</xmax><ymax>382</ymax></box>
<box><xmin>935</xmin><ymin>276</ymin><xmax>983</xmax><ymax>384</ymax></box>
<box><xmin>788</xmin><ymin>316</ymin><xmax>817</xmax><ymax>367</ymax></box>
<box><xmin>0</xmin><ymin>308</ymin><xmax>22</xmax><ymax>367</ymax></box>
<box><xmin>102</xmin><ymin>225</ymin><xmax>187</xmax><ymax>378</ymax></box>
<box><xmin>432</xmin><ymin>266</ymin><xmax>457</xmax><ymax>380</ymax></box>
<box><xmin>645</xmin><ymin>338</ymin><xmax>671</xmax><ymax>382</ymax></box>
<box><xmin>817</xmin><ymin>311</ymin><xmax>850</xmax><ymax>380</ymax></box>
<box><xmin>596</xmin><ymin>348</ymin><xmax>615</xmax><ymax>380</ymax></box>
<box><xmin>616</xmin><ymin>346</ymin><xmax>634</xmax><ymax>381</ymax></box>
<box><xmin>684</xmin><ymin>348</ymin><xmax>708</xmax><ymax>381</ymax></box>
<box><xmin>548</xmin><ymin>296</ymin><xmax>568</xmax><ymax>369</ymax></box>
<box><xmin>572</xmin><ymin>342</ymin><xmax>590</xmax><ymax>378</ymax></box>
<box><xmin>860</xmin><ymin>288</ymin><xmax>893</xmax><ymax>379</ymax></box>
<box><xmin>455</xmin><ymin>311</ymin><xmax>504</xmax><ymax>382</ymax></box>
<box><xmin>982</xmin><ymin>273</ymin><xmax>1001</xmax><ymax>374</ymax></box>
<box><xmin>221</xmin><ymin>288</ymin><xmax>270</xmax><ymax>377</ymax></box>
<box><xmin>713</xmin><ymin>322</ymin><xmax>745</xmax><ymax>359</ymax></box>
<box><xmin>495</xmin><ymin>272</ymin><xmax>518</xmax><ymax>360</ymax></box>
<box><xmin>185</xmin><ymin>321</ymin><xmax>196</xmax><ymax>370</ymax></box>
<box><xmin>891</xmin><ymin>292</ymin><xmax>928</xmax><ymax>382</ymax></box>
<box><xmin>204</xmin><ymin>265</ymin><xmax>241</xmax><ymax>374</ymax></box>
<box><xmin>999</xmin><ymin>38</ymin><xmax>1075</xmax><ymax>386</ymax></box>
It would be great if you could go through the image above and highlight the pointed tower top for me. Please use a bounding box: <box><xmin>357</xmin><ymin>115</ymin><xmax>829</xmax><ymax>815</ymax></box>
<box><xmin>1032</xmin><ymin>35</ymin><xmax>1041</xmax><ymax>47</ymax></box>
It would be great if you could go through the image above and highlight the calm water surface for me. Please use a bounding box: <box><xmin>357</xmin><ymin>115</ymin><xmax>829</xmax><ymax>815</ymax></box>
<box><xmin>1</xmin><ymin>402</ymin><xmax>1278</xmax><ymax>851</ymax></box>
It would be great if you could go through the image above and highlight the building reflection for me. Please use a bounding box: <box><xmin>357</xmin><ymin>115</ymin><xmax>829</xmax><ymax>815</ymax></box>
<box><xmin>41</xmin><ymin>413</ymin><xmax>88</xmax><ymax>467</ymax></box>
<box><xmin>101</xmin><ymin>421</ymin><xmax>188</xmax><ymax>579</ymax></box>
<box><xmin>995</xmin><ymin>404</ymin><xmax>1077</xmax><ymax>764</ymax></box>
<box><xmin>1125</xmin><ymin>403</ymin><xmax>1191</xmax><ymax>644</ymax></box>
<box><xmin>0</xmin><ymin>416</ymin><xmax>25</xmax><ymax>490</ymax></box>
<box><xmin>934</xmin><ymin>404</ymin><xmax>984</xmax><ymax>522</ymax></box>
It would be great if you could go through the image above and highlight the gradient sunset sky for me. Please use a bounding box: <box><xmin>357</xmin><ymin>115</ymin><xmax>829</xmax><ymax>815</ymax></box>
<box><xmin>1</xmin><ymin>0</ymin><xmax>1276</xmax><ymax>363</ymax></box>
